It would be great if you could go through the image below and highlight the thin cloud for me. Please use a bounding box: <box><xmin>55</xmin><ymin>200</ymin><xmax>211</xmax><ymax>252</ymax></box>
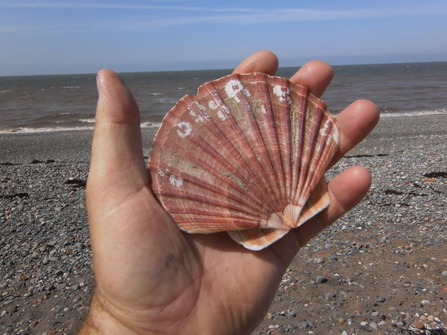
<box><xmin>1</xmin><ymin>2</ymin><xmax>447</xmax><ymax>34</ymax></box>
<box><xmin>93</xmin><ymin>6</ymin><xmax>447</xmax><ymax>30</ymax></box>
<box><xmin>0</xmin><ymin>1</ymin><xmax>260</xmax><ymax>12</ymax></box>
<box><xmin>1</xmin><ymin>2</ymin><xmax>446</xmax><ymax>19</ymax></box>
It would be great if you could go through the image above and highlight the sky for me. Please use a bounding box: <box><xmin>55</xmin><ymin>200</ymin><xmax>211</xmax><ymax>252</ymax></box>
<box><xmin>1</xmin><ymin>0</ymin><xmax>447</xmax><ymax>75</ymax></box>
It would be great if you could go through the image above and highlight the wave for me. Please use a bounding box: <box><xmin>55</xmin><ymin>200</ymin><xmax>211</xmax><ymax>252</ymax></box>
<box><xmin>380</xmin><ymin>108</ymin><xmax>447</xmax><ymax>117</ymax></box>
<box><xmin>140</xmin><ymin>122</ymin><xmax>162</xmax><ymax>128</ymax></box>
<box><xmin>1</xmin><ymin>109</ymin><xmax>446</xmax><ymax>134</ymax></box>
<box><xmin>0</xmin><ymin>122</ymin><xmax>162</xmax><ymax>134</ymax></box>
<box><xmin>79</xmin><ymin>118</ymin><xmax>96</xmax><ymax>123</ymax></box>
<box><xmin>0</xmin><ymin>125</ymin><xmax>95</xmax><ymax>134</ymax></box>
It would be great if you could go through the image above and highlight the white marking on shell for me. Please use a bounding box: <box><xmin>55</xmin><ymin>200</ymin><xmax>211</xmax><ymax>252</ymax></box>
<box><xmin>332</xmin><ymin>121</ymin><xmax>340</xmax><ymax>145</ymax></box>
<box><xmin>209</xmin><ymin>98</ymin><xmax>231</xmax><ymax>121</ymax></box>
<box><xmin>169</xmin><ymin>175</ymin><xmax>183</xmax><ymax>188</ymax></box>
<box><xmin>157</xmin><ymin>170</ymin><xmax>166</xmax><ymax>177</ymax></box>
<box><xmin>189</xmin><ymin>102</ymin><xmax>209</xmax><ymax>122</ymax></box>
<box><xmin>209</xmin><ymin>100</ymin><xmax>219</xmax><ymax>110</ymax></box>
<box><xmin>225</xmin><ymin>79</ymin><xmax>244</xmax><ymax>103</ymax></box>
<box><xmin>273</xmin><ymin>85</ymin><xmax>290</xmax><ymax>102</ymax></box>
<box><xmin>176</xmin><ymin>121</ymin><xmax>192</xmax><ymax>138</ymax></box>
<box><xmin>319</xmin><ymin>119</ymin><xmax>339</xmax><ymax>146</ymax></box>
<box><xmin>217</xmin><ymin>110</ymin><xmax>228</xmax><ymax>121</ymax></box>
<box><xmin>189</xmin><ymin>110</ymin><xmax>203</xmax><ymax>122</ymax></box>
<box><xmin>319</xmin><ymin>119</ymin><xmax>331</xmax><ymax>137</ymax></box>
<box><xmin>261</xmin><ymin>105</ymin><xmax>267</xmax><ymax>114</ymax></box>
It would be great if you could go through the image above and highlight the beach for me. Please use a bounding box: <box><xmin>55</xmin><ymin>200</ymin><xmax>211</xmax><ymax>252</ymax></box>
<box><xmin>1</xmin><ymin>114</ymin><xmax>446</xmax><ymax>334</ymax></box>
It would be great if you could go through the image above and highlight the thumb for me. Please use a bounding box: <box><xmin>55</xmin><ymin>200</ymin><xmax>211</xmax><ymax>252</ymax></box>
<box><xmin>87</xmin><ymin>69</ymin><xmax>148</xmax><ymax>214</ymax></box>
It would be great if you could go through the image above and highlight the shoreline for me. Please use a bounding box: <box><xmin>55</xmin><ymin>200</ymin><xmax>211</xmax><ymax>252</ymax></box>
<box><xmin>0</xmin><ymin>109</ymin><xmax>446</xmax><ymax>134</ymax></box>
<box><xmin>1</xmin><ymin>113</ymin><xmax>447</xmax><ymax>164</ymax></box>
<box><xmin>0</xmin><ymin>113</ymin><xmax>447</xmax><ymax>163</ymax></box>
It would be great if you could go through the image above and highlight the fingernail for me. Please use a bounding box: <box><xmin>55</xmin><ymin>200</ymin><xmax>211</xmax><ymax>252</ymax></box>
<box><xmin>96</xmin><ymin>72</ymin><xmax>103</xmax><ymax>98</ymax></box>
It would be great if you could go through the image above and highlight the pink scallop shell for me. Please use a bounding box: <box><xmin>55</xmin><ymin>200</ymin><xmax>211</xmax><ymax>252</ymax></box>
<box><xmin>148</xmin><ymin>73</ymin><xmax>339</xmax><ymax>250</ymax></box>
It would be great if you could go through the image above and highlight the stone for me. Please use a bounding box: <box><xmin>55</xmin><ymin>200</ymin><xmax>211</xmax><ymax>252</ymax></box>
<box><xmin>287</xmin><ymin>309</ymin><xmax>297</xmax><ymax>317</ymax></box>
<box><xmin>325</xmin><ymin>292</ymin><xmax>337</xmax><ymax>299</ymax></box>
<box><xmin>414</xmin><ymin>321</ymin><xmax>425</xmax><ymax>329</ymax></box>
<box><xmin>376</xmin><ymin>296</ymin><xmax>386</xmax><ymax>303</ymax></box>
<box><xmin>299</xmin><ymin>322</ymin><xmax>309</xmax><ymax>330</ymax></box>
<box><xmin>316</xmin><ymin>275</ymin><xmax>328</xmax><ymax>284</ymax></box>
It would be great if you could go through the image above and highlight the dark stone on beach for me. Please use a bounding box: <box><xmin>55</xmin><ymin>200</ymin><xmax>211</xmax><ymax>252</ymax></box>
<box><xmin>376</xmin><ymin>296</ymin><xmax>386</xmax><ymax>303</ymax></box>
<box><xmin>325</xmin><ymin>292</ymin><xmax>337</xmax><ymax>300</ymax></box>
<box><xmin>287</xmin><ymin>309</ymin><xmax>297</xmax><ymax>317</ymax></box>
<box><xmin>299</xmin><ymin>322</ymin><xmax>309</xmax><ymax>330</ymax></box>
<box><xmin>316</xmin><ymin>275</ymin><xmax>328</xmax><ymax>284</ymax></box>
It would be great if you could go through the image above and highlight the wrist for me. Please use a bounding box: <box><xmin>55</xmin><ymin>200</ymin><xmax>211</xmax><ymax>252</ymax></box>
<box><xmin>79</xmin><ymin>294</ymin><xmax>140</xmax><ymax>335</ymax></box>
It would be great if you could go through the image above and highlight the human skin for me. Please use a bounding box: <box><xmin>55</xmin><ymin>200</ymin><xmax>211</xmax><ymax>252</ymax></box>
<box><xmin>79</xmin><ymin>50</ymin><xmax>380</xmax><ymax>335</ymax></box>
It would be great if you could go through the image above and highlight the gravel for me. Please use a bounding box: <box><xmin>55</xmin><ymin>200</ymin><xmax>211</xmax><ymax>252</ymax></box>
<box><xmin>1</xmin><ymin>115</ymin><xmax>447</xmax><ymax>334</ymax></box>
<box><xmin>254</xmin><ymin>114</ymin><xmax>447</xmax><ymax>334</ymax></box>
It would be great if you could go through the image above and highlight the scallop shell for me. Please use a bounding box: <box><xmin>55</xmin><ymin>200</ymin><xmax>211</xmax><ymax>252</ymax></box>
<box><xmin>148</xmin><ymin>73</ymin><xmax>339</xmax><ymax>250</ymax></box>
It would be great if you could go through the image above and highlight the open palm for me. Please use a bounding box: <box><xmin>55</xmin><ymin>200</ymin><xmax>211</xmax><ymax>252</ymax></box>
<box><xmin>80</xmin><ymin>51</ymin><xmax>379</xmax><ymax>335</ymax></box>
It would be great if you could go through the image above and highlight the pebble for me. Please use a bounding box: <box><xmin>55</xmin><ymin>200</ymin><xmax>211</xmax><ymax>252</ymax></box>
<box><xmin>299</xmin><ymin>322</ymin><xmax>309</xmax><ymax>330</ymax></box>
<box><xmin>414</xmin><ymin>321</ymin><xmax>425</xmax><ymax>329</ymax></box>
<box><xmin>0</xmin><ymin>157</ymin><xmax>93</xmax><ymax>333</ymax></box>
<box><xmin>315</xmin><ymin>275</ymin><xmax>328</xmax><ymax>284</ymax></box>
<box><xmin>287</xmin><ymin>309</ymin><xmax>297</xmax><ymax>317</ymax></box>
<box><xmin>369</xmin><ymin>322</ymin><xmax>378</xmax><ymax>330</ymax></box>
<box><xmin>3</xmin><ymin>117</ymin><xmax>447</xmax><ymax>335</ymax></box>
<box><xmin>376</xmin><ymin>296</ymin><xmax>386</xmax><ymax>303</ymax></box>
<box><xmin>325</xmin><ymin>292</ymin><xmax>336</xmax><ymax>299</ymax></box>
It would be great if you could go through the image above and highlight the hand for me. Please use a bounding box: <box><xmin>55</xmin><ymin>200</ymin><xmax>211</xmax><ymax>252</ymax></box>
<box><xmin>80</xmin><ymin>51</ymin><xmax>379</xmax><ymax>335</ymax></box>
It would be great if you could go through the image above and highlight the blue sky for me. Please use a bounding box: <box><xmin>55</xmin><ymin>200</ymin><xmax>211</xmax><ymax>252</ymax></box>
<box><xmin>1</xmin><ymin>0</ymin><xmax>447</xmax><ymax>75</ymax></box>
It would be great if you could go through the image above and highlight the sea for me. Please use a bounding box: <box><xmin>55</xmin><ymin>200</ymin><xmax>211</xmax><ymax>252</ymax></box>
<box><xmin>1</xmin><ymin>62</ymin><xmax>446</xmax><ymax>132</ymax></box>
